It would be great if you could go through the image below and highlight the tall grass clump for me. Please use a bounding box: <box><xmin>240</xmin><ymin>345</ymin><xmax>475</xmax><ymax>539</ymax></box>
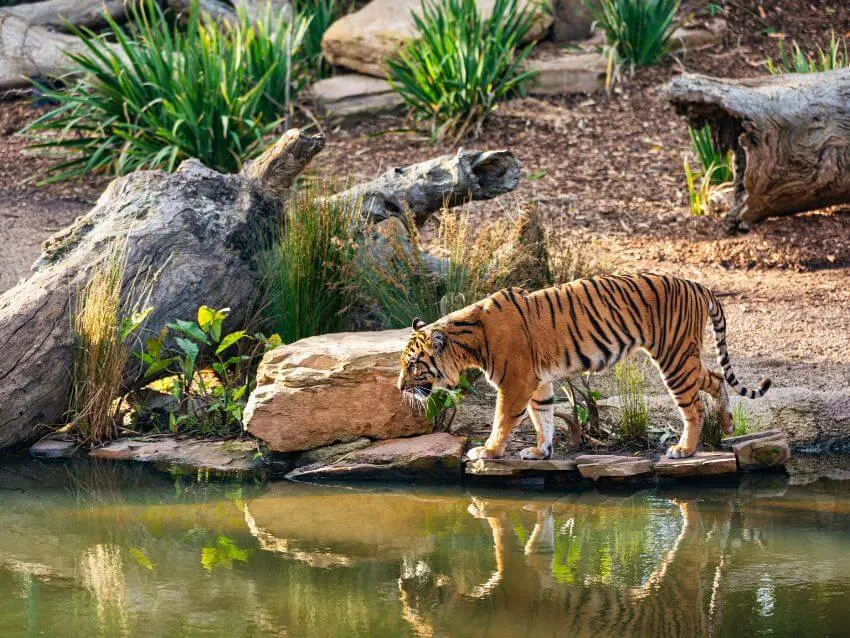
<box><xmin>688</xmin><ymin>125</ymin><xmax>733</xmax><ymax>184</ymax></box>
<box><xmin>387</xmin><ymin>0</ymin><xmax>539</xmax><ymax>141</ymax></box>
<box><xmin>767</xmin><ymin>32</ymin><xmax>849</xmax><ymax>74</ymax></box>
<box><xmin>589</xmin><ymin>0</ymin><xmax>680</xmax><ymax>67</ymax></box>
<box><xmin>545</xmin><ymin>232</ymin><xmax>610</xmax><ymax>283</ymax></box>
<box><xmin>293</xmin><ymin>0</ymin><xmax>354</xmax><ymax>78</ymax></box>
<box><xmin>614</xmin><ymin>358</ymin><xmax>649</xmax><ymax>443</ymax></box>
<box><xmin>70</xmin><ymin>247</ymin><xmax>150</xmax><ymax>442</ymax></box>
<box><xmin>700</xmin><ymin>393</ymin><xmax>723</xmax><ymax>447</ymax></box>
<box><xmin>357</xmin><ymin>210</ymin><xmax>521</xmax><ymax>327</ymax></box>
<box><xmin>25</xmin><ymin>0</ymin><xmax>309</xmax><ymax>180</ymax></box>
<box><xmin>260</xmin><ymin>179</ymin><xmax>363</xmax><ymax>344</ymax></box>
<box><xmin>731</xmin><ymin>402</ymin><xmax>749</xmax><ymax>437</ymax></box>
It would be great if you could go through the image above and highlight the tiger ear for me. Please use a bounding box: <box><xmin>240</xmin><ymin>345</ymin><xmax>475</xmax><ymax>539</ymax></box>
<box><xmin>412</xmin><ymin>317</ymin><xmax>426</xmax><ymax>331</ymax></box>
<box><xmin>429</xmin><ymin>330</ymin><xmax>447</xmax><ymax>353</ymax></box>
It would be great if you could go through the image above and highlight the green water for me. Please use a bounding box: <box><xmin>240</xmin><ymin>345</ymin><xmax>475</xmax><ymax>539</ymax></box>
<box><xmin>1</xmin><ymin>458</ymin><xmax>850</xmax><ymax>637</ymax></box>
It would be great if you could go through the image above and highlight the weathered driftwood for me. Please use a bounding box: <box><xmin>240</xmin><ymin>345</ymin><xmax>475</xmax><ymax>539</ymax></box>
<box><xmin>2</xmin><ymin>0</ymin><xmax>129</xmax><ymax>30</ymax></box>
<box><xmin>668</xmin><ymin>70</ymin><xmax>850</xmax><ymax>228</ymax></box>
<box><xmin>0</xmin><ymin>131</ymin><xmax>520</xmax><ymax>452</ymax></box>
<box><xmin>328</xmin><ymin>149</ymin><xmax>522</xmax><ymax>226</ymax></box>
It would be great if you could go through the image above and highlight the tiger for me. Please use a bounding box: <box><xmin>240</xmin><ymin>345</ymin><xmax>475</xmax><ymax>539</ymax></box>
<box><xmin>397</xmin><ymin>273</ymin><xmax>770</xmax><ymax>460</ymax></box>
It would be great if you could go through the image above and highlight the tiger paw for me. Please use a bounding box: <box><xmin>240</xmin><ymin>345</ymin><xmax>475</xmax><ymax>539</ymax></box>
<box><xmin>466</xmin><ymin>446</ymin><xmax>501</xmax><ymax>461</ymax></box>
<box><xmin>666</xmin><ymin>444</ymin><xmax>696</xmax><ymax>459</ymax></box>
<box><xmin>519</xmin><ymin>446</ymin><xmax>552</xmax><ymax>460</ymax></box>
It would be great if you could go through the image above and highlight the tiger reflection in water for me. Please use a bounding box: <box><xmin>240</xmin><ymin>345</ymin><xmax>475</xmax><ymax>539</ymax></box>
<box><xmin>398</xmin><ymin>495</ymin><xmax>735</xmax><ymax>638</ymax></box>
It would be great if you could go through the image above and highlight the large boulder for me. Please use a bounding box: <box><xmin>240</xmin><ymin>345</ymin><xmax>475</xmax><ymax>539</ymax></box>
<box><xmin>321</xmin><ymin>0</ymin><xmax>553</xmax><ymax>77</ymax></box>
<box><xmin>244</xmin><ymin>329</ymin><xmax>431</xmax><ymax>452</ymax></box>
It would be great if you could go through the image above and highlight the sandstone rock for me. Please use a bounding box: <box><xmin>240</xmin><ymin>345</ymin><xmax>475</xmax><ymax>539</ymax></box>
<box><xmin>527</xmin><ymin>51</ymin><xmax>607</xmax><ymax>96</ymax></box>
<box><xmin>733</xmin><ymin>435</ymin><xmax>791</xmax><ymax>471</ymax></box>
<box><xmin>655</xmin><ymin>451</ymin><xmax>737</xmax><ymax>477</ymax></box>
<box><xmin>286</xmin><ymin>433</ymin><xmax>465</xmax><ymax>480</ymax></box>
<box><xmin>89</xmin><ymin>437</ymin><xmax>266</xmax><ymax>475</ymax></box>
<box><xmin>551</xmin><ymin>0</ymin><xmax>594</xmax><ymax>42</ymax></box>
<box><xmin>670</xmin><ymin>17</ymin><xmax>727</xmax><ymax>52</ymax></box>
<box><xmin>576</xmin><ymin>454</ymin><xmax>653</xmax><ymax>480</ymax></box>
<box><xmin>29</xmin><ymin>437</ymin><xmax>78</xmax><ymax>459</ymax></box>
<box><xmin>244</xmin><ymin>329</ymin><xmax>431</xmax><ymax>453</ymax></box>
<box><xmin>465</xmin><ymin>457</ymin><xmax>578</xmax><ymax>477</ymax></box>
<box><xmin>719</xmin><ymin>429</ymin><xmax>784</xmax><ymax>451</ymax></box>
<box><xmin>322</xmin><ymin>0</ymin><xmax>553</xmax><ymax>77</ymax></box>
<box><xmin>311</xmin><ymin>74</ymin><xmax>405</xmax><ymax>121</ymax></box>
<box><xmin>294</xmin><ymin>437</ymin><xmax>373</xmax><ymax>468</ymax></box>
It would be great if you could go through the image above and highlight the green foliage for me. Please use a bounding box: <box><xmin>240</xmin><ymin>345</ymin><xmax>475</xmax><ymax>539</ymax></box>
<box><xmin>259</xmin><ymin>179</ymin><xmax>363</xmax><ymax>344</ymax></box>
<box><xmin>558</xmin><ymin>374</ymin><xmax>602</xmax><ymax>443</ymax></box>
<box><xmin>138</xmin><ymin>306</ymin><xmax>279</xmax><ymax>437</ymax></box>
<box><xmin>293</xmin><ymin>0</ymin><xmax>354</xmax><ymax>78</ymax></box>
<box><xmin>424</xmin><ymin>375</ymin><xmax>475</xmax><ymax>429</ymax></box>
<box><xmin>683</xmin><ymin>155</ymin><xmax>723</xmax><ymax>216</ymax></box>
<box><xmin>688</xmin><ymin>125</ymin><xmax>733</xmax><ymax>184</ymax></box>
<box><xmin>767</xmin><ymin>32</ymin><xmax>849</xmax><ymax>74</ymax></box>
<box><xmin>25</xmin><ymin>0</ymin><xmax>309</xmax><ymax>180</ymax></box>
<box><xmin>589</xmin><ymin>0</ymin><xmax>680</xmax><ymax>67</ymax></box>
<box><xmin>614</xmin><ymin>359</ymin><xmax>648</xmax><ymax>443</ymax></box>
<box><xmin>387</xmin><ymin>0</ymin><xmax>539</xmax><ymax>141</ymax></box>
<box><xmin>201</xmin><ymin>536</ymin><xmax>250</xmax><ymax>571</ymax></box>
<box><xmin>731</xmin><ymin>402</ymin><xmax>749</xmax><ymax>437</ymax></box>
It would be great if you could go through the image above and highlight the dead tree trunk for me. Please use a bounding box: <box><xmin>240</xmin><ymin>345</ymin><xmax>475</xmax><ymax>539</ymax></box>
<box><xmin>667</xmin><ymin>70</ymin><xmax>850</xmax><ymax>228</ymax></box>
<box><xmin>2</xmin><ymin>0</ymin><xmax>129</xmax><ymax>30</ymax></box>
<box><xmin>0</xmin><ymin>131</ymin><xmax>521</xmax><ymax>452</ymax></box>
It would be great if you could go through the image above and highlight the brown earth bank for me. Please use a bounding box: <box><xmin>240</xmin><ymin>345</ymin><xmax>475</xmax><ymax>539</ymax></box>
<box><xmin>0</xmin><ymin>0</ymin><xmax>847</xmax><ymax>447</ymax></box>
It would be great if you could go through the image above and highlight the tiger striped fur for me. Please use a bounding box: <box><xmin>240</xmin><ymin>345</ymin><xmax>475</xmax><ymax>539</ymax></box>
<box><xmin>397</xmin><ymin>273</ymin><xmax>770</xmax><ymax>460</ymax></box>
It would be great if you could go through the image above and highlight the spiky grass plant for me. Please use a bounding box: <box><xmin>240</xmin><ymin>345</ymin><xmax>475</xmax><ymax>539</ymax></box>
<box><xmin>683</xmin><ymin>156</ymin><xmax>724</xmax><ymax>216</ymax></box>
<box><xmin>70</xmin><ymin>247</ymin><xmax>151</xmax><ymax>442</ymax></box>
<box><xmin>700</xmin><ymin>393</ymin><xmax>723</xmax><ymax>448</ymax></box>
<box><xmin>387</xmin><ymin>0</ymin><xmax>539</xmax><ymax>141</ymax></box>
<box><xmin>259</xmin><ymin>178</ymin><xmax>363</xmax><ymax>344</ymax></box>
<box><xmin>589</xmin><ymin>0</ymin><xmax>680</xmax><ymax>67</ymax></box>
<box><xmin>25</xmin><ymin>0</ymin><xmax>309</xmax><ymax>180</ymax></box>
<box><xmin>731</xmin><ymin>402</ymin><xmax>749</xmax><ymax>437</ymax></box>
<box><xmin>614</xmin><ymin>358</ymin><xmax>649</xmax><ymax>443</ymax></box>
<box><xmin>688</xmin><ymin>124</ymin><xmax>733</xmax><ymax>184</ymax></box>
<box><xmin>293</xmin><ymin>0</ymin><xmax>353</xmax><ymax>78</ymax></box>
<box><xmin>767</xmin><ymin>32</ymin><xmax>849</xmax><ymax>74</ymax></box>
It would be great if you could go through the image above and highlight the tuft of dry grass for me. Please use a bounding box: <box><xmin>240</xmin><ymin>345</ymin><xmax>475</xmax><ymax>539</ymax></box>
<box><xmin>700</xmin><ymin>392</ymin><xmax>723</xmax><ymax>448</ymax></box>
<box><xmin>545</xmin><ymin>230</ymin><xmax>611</xmax><ymax>284</ymax></box>
<box><xmin>614</xmin><ymin>358</ymin><xmax>649</xmax><ymax>443</ymax></box>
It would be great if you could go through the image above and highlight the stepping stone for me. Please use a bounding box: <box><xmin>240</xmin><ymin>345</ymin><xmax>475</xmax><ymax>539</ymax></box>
<box><xmin>719</xmin><ymin>429</ymin><xmax>784</xmax><ymax>450</ymax></box>
<box><xmin>733</xmin><ymin>435</ymin><xmax>790</xmax><ymax>470</ymax></box>
<box><xmin>575</xmin><ymin>455</ymin><xmax>653</xmax><ymax>481</ymax></box>
<box><xmin>465</xmin><ymin>458</ymin><xmax>578</xmax><ymax>477</ymax></box>
<box><xmin>29</xmin><ymin>437</ymin><xmax>77</xmax><ymax>459</ymax></box>
<box><xmin>310</xmin><ymin>74</ymin><xmax>404</xmax><ymax>122</ymax></box>
<box><xmin>655</xmin><ymin>451</ymin><xmax>737</xmax><ymax>477</ymax></box>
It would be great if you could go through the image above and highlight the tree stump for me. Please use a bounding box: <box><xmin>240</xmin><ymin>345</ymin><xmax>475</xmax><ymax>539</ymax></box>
<box><xmin>0</xmin><ymin>131</ymin><xmax>521</xmax><ymax>452</ymax></box>
<box><xmin>667</xmin><ymin>70</ymin><xmax>850</xmax><ymax>228</ymax></box>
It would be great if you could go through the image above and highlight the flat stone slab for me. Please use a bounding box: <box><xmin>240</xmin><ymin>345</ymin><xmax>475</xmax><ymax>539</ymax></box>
<box><xmin>733</xmin><ymin>436</ymin><xmax>790</xmax><ymax>470</ymax></box>
<box><xmin>89</xmin><ymin>437</ymin><xmax>265</xmax><ymax>475</ymax></box>
<box><xmin>465</xmin><ymin>458</ymin><xmax>578</xmax><ymax>477</ymax></box>
<box><xmin>719</xmin><ymin>429</ymin><xmax>784</xmax><ymax>450</ymax></box>
<box><xmin>527</xmin><ymin>52</ymin><xmax>606</xmax><ymax>96</ymax></box>
<box><xmin>30</xmin><ymin>437</ymin><xmax>78</xmax><ymax>459</ymax></box>
<box><xmin>670</xmin><ymin>17</ymin><xmax>727</xmax><ymax>52</ymax></box>
<box><xmin>576</xmin><ymin>455</ymin><xmax>654</xmax><ymax>480</ymax></box>
<box><xmin>310</xmin><ymin>74</ymin><xmax>404</xmax><ymax>121</ymax></box>
<box><xmin>287</xmin><ymin>433</ymin><xmax>465</xmax><ymax>481</ymax></box>
<box><xmin>655</xmin><ymin>452</ymin><xmax>737</xmax><ymax>477</ymax></box>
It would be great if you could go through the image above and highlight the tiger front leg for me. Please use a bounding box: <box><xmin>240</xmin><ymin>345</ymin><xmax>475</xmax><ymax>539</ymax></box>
<box><xmin>467</xmin><ymin>384</ymin><xmax>535</xmax><ymax>461</ymax></box>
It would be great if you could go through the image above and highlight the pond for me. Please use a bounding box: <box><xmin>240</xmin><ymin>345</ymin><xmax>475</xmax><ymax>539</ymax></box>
<box><xmin>1</xmin><ymin>457</ymin><xmax>850</xmax><ymax>637</ymax></box>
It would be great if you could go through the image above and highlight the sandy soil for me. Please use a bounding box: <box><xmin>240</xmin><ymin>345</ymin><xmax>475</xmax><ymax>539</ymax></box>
<box><xmin>0</xmin><ymin>0</ymin><xmax>846</xmax><ymax>399</ymax></box>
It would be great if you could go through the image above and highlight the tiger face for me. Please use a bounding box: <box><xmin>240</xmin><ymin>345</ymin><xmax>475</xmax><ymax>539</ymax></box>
<box><xmin>397</xmin><ymin>317</ymin><xmax>456</xmax><ymax>403</ymax></box>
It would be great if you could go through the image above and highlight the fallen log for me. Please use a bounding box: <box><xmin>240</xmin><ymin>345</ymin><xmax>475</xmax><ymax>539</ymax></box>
<box><xmin>668</xmin><ymin>70</ymin><xmax>850</xmax><ymax>228</ymax></box>
<box><xmin>328</xmin><ymin>148</ymin><xmax>522</xmax><ymax>226</ymax></box>
<box><xmin>2</xmin><ymin>0</ymin><xmax>129</xmax><ymax>31</ymax></box>
<box><xmin>0</xmin><ymin>131</ymin><xmax>521</xmax><ymax>452</ymax></box>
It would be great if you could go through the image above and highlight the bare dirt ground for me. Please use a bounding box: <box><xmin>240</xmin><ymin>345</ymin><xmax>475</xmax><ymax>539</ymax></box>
<box><xmin>0</xmin><ymin>1</ymin><xmax>846</xmax><ymax>405</ymax></box>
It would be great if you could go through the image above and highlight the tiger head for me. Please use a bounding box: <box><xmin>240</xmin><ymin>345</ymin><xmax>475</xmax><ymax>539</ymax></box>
<box><xmin>397</xmin><ymin>317</ymin><xmax>461</xmax><ymax>403</ymax></box>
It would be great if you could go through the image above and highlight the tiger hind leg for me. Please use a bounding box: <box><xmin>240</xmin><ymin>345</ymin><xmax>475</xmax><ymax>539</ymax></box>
<box><xmin>700</xmin><ymin>366</ymin><xmax>734</xmax><ymax>435</ymax></box>
<box><xmin>520</xmin><ymin>382</ymin><xmax>555</xmax><ymax>460</ymax></box>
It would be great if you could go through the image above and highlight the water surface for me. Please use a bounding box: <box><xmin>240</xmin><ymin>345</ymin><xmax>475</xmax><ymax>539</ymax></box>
<box><xmin>1</xmin><ymin>456</ymin><xmax>849</xmax><ymax>637</ymax></box>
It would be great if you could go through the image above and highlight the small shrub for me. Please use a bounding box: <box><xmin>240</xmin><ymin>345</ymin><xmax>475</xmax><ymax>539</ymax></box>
<box><xmin>138</xmin><ymin>306</ymin><xmax>278</xmax><ymax>437</ymax></box>
<box><xmin>70</xmin><ymin>248</ymin><xmax>151</xmax><ymax>441</ymax></box>
<box><xmin>387</xmin><ymin>0</ymin><xmax>539</xmax><ymax>141</ymax></box>
<box><xmin>731</xmin><ymin>402</ymin><xmax>749</xmax><ymax>437</ymax></box>
<box><xmin>259</xmin><ymin>178</ymin><xmax>363</xmax><ymax>344</ymax></box>
<box><xmin>614</xmin><ymin>359</ymin><xmax>649</xmax><ymax>442</ymax></box>
<box><xmin>683</xmin><ymin>155</ymin><xmax>727</xmax><ymax>216</ymax></box>
<box><xmin>293</xmin><ymin>0</ymin><xmax>354</xmax><ymax>78</ymax></box>
<box><xmin>589</xmin><ymin>0</ymin><xmax>680</xmax><ymax>67</ymax></box>
<box><xmin>700</xmin><ymin>392</ymin><xmax>723</xmax><ymax>447</ymax></box>
<box><xmin>688</xmin><ymin>125</ymin><xmax>733</xmax><ymax>184</ymax></box>
<box><xmin>767</xmin><ymin>32</ymin><xmax>849</xmax><ymax>74</ymax></box>
<box><xmin>25</xmin><ymin>0</ymin><xmax>309</xmax><ymax>180</ymax></box>
<box><xmin>545</xmin><ymin>232</ymin><xmax>610</xmax><ymax>283</ymax></box>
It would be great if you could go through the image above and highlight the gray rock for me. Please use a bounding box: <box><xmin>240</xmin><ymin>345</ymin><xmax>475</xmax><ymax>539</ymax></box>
<box><xmin>311</xmin><ymin>74</ymin><xmax>404</xmax><ymax>121</ymax></box>
<box><xmin>527</xmin><ymin>51</ymin><xmax>607</xmax><ymax>96</ymax></box>
<box><xmin>551</xmin><ymin>0</ymin><xmax>594</xmax><ymax>43</ymax></box>
<box><xmin>29</xmin><ymin>437</ymin><xmax>78</xmax><ymax>459</ymax></box>
<box><xmin>294</xmin><ymin>437</ymin><xmax>373</xmax><ymax>468</ymax></box>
